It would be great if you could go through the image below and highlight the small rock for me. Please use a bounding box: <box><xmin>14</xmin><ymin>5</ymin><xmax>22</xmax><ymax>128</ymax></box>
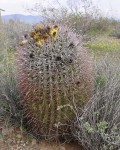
<box><xmin>16</xmin><ymin>134</ymin><xmax>22</xmax><ymax>139</ymax></box>
<box><xmin>8</xmin><ymin>127</ymin><xmax>14</xmax><ymax>134</ymax></box>
<box><xmin>31</xmin><ymin>139</ymin><xmax>37</xmax><ymax>146</ymax></box>
<box><xmin>2</xmin><ymin>128</ymin><xmax>9</xmax><ymax>136</ymax></box>
<box><xmin>59</xmin><ymin>146</ymin><xmax>66</xmax><ymax>150</ymax></box>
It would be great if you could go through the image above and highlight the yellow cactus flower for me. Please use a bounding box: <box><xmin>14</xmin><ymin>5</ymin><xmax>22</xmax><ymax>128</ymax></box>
<box><xmin>42</xmin><ymin>33</ymin><xmax>50</xmax><ymax>41</ymax></box>
<box><xmin>36</xmin><ymin>39</ymin><xmax>43</xmax><ymax>46</ymax></box>
<box><xmin>26</xmin><ymin>25</ymin><xmax>58</xmax><ymax>47</ymax></box>
<box><xmin>49</xmin><ymin>25</ymin><xmax>58</xmax><ymax>40</ymax></box>
<box><xmin>19</xmin><ymin>40</ymin><xmax>28</xmax><ymax>46</ymax></box>
<box><xmin>33</xmin><ymin>33</ymin><xmax>40</xmax><ymax>41</ymax></box>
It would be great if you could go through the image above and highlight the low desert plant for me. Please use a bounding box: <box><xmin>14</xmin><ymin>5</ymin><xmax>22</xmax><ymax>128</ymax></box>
<box><xmin>0</xmin><ymin>37</ymin><xmax>22</xmax><ymax>127</ymax></box>
<box><xmin>71</xmin><ymin>54</ymin><xmax>120</xmax><ymax>150</ymax></box>
<box><xmin>0</xmin><ymin>63</ymin><xmax>22</xmax><ymax>126</ymax></box>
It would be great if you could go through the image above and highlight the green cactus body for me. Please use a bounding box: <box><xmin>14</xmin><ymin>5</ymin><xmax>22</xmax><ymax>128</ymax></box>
<box><xmin>16</xmin><ymin>25</ymin><xmax>93</xmax><ymax>139</ymax></box>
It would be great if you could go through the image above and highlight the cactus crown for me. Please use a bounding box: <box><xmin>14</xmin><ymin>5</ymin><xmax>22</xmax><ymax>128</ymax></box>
<box><xmin>17</xmin><ymin>24</ymin><xmax>92</xmax><ymax>139</ymax></box>
<box><xmin>20</xmin><ymin>25</ymin><xmax>82</xmax><ymax>82</ymax></box>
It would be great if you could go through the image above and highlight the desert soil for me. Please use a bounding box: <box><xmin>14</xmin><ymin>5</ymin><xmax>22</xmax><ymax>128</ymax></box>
<box><xmin>0</xmin><ymin>121</ymin><xmax>84</xmax><ymax>150</ymax></box>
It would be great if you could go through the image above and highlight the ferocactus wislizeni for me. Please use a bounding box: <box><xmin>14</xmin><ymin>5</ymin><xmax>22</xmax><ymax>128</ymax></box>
<box><xmin>16</xmin><ymin>24</ymin><xmax>93</xmax><ymax>139</ymax></box>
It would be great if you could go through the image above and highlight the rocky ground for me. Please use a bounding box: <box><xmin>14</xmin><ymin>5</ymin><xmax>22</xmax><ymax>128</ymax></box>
<box><xmin>0</xmin><ymin>120</ymin><xmax>84</xmax><ymax>150</ymax></box>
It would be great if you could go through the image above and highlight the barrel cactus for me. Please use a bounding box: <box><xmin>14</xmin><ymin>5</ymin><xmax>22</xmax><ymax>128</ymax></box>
<box><xmin>16</xmin><ymin>24</ymin><xmax>93</xmax><ymax>139</ymax></box>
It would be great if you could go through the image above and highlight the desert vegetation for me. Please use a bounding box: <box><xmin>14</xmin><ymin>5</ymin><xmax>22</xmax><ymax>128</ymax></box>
<box><xmin>0</xmin><ymin>0</ymin><xmax>120</xmax><ymax>149</ymax></box>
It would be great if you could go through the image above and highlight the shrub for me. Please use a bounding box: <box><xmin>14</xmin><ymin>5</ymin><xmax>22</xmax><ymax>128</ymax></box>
<box><xmin>0</xmin><ymin>62</ymin><xmax>22</xmax><ymax>126</ymax></box>
<box><xmin>109</xmin><ymin>22</ymin><xmax>120</xmax><ymax>39</ymax></box>
<box><xmin>109</xmin><ymin>30</ymin><xmax>120</xmax><ymax>39</ymax></box>
<box><xmin>71</xmin><ymin>54</ymin><xmax>120</xmax><ymax>150</ymax></box>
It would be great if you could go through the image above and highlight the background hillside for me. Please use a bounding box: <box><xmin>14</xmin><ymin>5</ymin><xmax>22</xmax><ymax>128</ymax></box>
<box><xmin>2</xmin><ymin>14</ymin><xmax>44</xmax><ymax>23</ymax></box>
